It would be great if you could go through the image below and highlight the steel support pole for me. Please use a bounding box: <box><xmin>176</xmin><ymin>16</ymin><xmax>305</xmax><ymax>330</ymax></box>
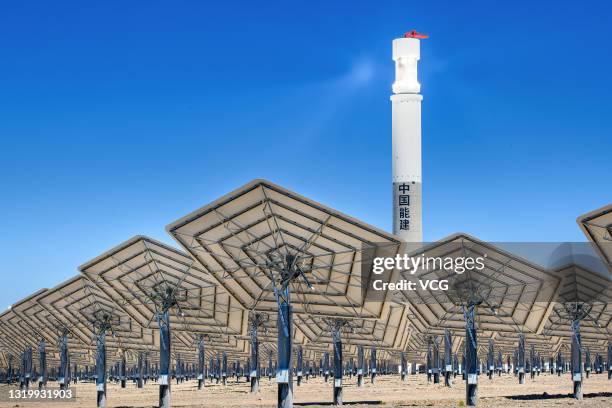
<box><xmin>96</xmin><ymin>329</ymin><xmax>107</xmax><ymax>408</ymax></box>
<box><xmin>120</xmin><ymin>352</ymin><xmax>127</xmax><ymax>388</ymax></box>
<box><xmin>250</xmin><ymin>325</ymin><xmax>260</xmax><ymax>392</ymax></box>
<box><xmin>357</xmin><ymin>345</ymin><xmax>364</xmax><ymax>387</ymax></box>
<box><xmin>246</xmin><ymin>357</ymin><xmax>250</xmax><ymax>382</ymax></box>
<box><xmin>158</xmin><ymin>310</ymin><xmax>171</xmax><ymax>408</ymax></box>
<box><xmin>585</xmin><ymin>347</ymin><xmax>591</xmax><ymax>378</ymax></box>
<box><xmin>607</xmin><ymin>341</ymin><xmax>612</xmax><ymax>380</ymax></box>
<box><xmin>454</xmin><ymin>353</ymin><xmax>459</xmax><ymax>378</ymax></box>
<box><xmin>529</xmin><ymin>344</ymin><xmax>537</xmax><ymax>380</ymax></box>
<box><xmin>137</xmin><ymin>352</ymin><xmax>144</xmax><ymax>388</ymax></box>
<box><xmin>277</xmin><ymin>286</ymin><xmax>293</xmax><ymax>408</ymax></box>
<box><xmin>426</xmin><ymin>337</ymin><xmax>432</xmax><ymax>382</ymax></box>
<box><xmin>432</xmin><ymin>338</ymin><xmax>440</xmax><ymax>384</ymax></box>
<box><xmin>215</xmin><ymin>354</ymin><xmax>221</xmax><ymax>384</ymax></box>
<box><xmin>571</xmin><ymin>320</ymin><xmax>582</xmax><ymax>400</ymax></box>
<box><xmin>465</xmin><ymin>304</ymin><xmax>478</xmax><ymax>406</ymax></box>
<box><xmin>401</xmin><ymin>352</ymin><xmax>407</xmax><ymax>382</ymax></box>
<box><xmin>197</xmin><ymin>336</ymin><xmax>205</xmax><ymax>390</ymax></box>
<box><xmin>38</xmin><ymin>340</ymin><xmax>46</xmax><ymax>390</ymax></box>
<box><xmin>518</xmin><ymin>334</ymin><xmax>526</xmax><ymax>384</ymax></box>
<box><xmin>296</xmin><ymin>346</ymin><xmax>303</xmax><ymax>386</ymax></box>
<box><xmin>323</xmin><ymin>352</ymin><xmax>330</xmax><ymax>382</ymax></box>
<box><xmin>19</xmin><ymin>350</ymin><xmax>25</xmax><ymax>390</ymax></box>
<box><xmin>332</xmin><ymin>327</ymin><xmax>343</xmax><ymax>406</ymax></box>
<box><xmin>24</xmin><ymin>346</ymin><xmax>32</xmax><ymax>390</ymax></box>
<box><xmin>370</xmin><ymin>347</ymin><xmax>377</xmax><ymax>384</ymax></box>
<box><xmin>444</xmin><ymin>329</ymin><xmax>453</xmax><ymax>387</ymax></box>
<box><xmin>222</xmin><ymin>352</ymin><xmax>228</xmax><ymax>385</ymax></box>
<box><xmin>487</xmin><ymin>339</ymin><xmax>494</xmax><ymax>380</ymax></box>
<box><xmin>8</xmin><ymin>355</ymin><xmax>13</xmax><ymax>385</ymax></box>
<box><xmin>59</xmin><ymin>330</ymin><xmax>69</xmax><ymax>390</ymax></box>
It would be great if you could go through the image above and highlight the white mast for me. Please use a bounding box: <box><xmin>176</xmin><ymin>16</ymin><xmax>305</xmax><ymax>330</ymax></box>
<box><xmin>391</xmin><ymin>30</ymin><xmax>425</xmax><ymax>243</ymax></box>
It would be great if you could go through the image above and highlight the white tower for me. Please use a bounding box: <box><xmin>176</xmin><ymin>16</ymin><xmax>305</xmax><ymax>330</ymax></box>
<box><xmin>391</xmin><ymin>31</ymin><xmax>425</xmax><ymax>242</ymax></box>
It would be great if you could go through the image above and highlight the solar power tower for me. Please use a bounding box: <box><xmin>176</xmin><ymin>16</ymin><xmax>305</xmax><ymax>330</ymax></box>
<box><xmin>79</xmin><ymin>236</ymin><xmax>247</xmax><ymax>408</ymax></box>
<box><xmin>167</xmin><ymin>179</ymin><xmax>405</xmax><ymax>408</ymax></box>
<box><xmin>392</xmin><ymin>233</ymin><xmax>560</xmax><ymax>406</ymax></box>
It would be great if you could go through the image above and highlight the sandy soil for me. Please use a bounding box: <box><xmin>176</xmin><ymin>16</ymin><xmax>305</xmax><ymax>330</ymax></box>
<box><xmin>0</xmin><ymin>372</ymin><xmax>610</xmax><ymax>408</ymax></box>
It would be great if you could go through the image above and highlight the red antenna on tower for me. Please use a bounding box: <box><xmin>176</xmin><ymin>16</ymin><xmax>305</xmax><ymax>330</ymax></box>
<box><xmin>404</xmin><ymin>30</ymin><xmax>428</xmax><ymax>39</ymax></box>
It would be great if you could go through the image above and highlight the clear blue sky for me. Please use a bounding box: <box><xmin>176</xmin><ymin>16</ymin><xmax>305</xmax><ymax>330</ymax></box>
<box><xmin>1</xmin><ymin>1</ymin><xmax>610</xmax><ymax>307</ymax></box>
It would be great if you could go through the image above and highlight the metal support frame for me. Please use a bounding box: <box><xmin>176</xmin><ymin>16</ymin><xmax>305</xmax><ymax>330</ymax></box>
<box><xmin>276</xmin><ymin>282</ymin><xmax>293</xmax><ymax>408</ymax></box>
<box><xmin>571</xmin><ymin>319</ymin><xmax>582</xmax><ymax>399</ymax></box>
<box><xmin>249</xmin><ymin>314</ymin><xmax>263</xmax><ymax>393</ymax></box>
<box><xmin>137</xmin><ymin>352</ymin><xmax>144</xmax><ymax>388</ymax></box>
<box><xmin>198</xmin><ymin>335</ymin><xmax>205</xmax><ymax>390</ymax></box>
<box><xmin>21</xmin><ymin>346</ymin><xmax>32</xmax><ymax>391</ymax></box>
<box><xmin>7</xmin><ymin>355</ymin><xmax>13</xmax><ymax>384</ymax></box>
<box><xmin>606</xmin><ymin>340</ymin><xmax>612</xmax><ymax>380</ymax></box>
<box><xmin>487</xmin><ymin>339</ymin><xmax>494</xmax><ymax>380</ymax></box>
<box><xmin>296</xmin><ymin>345</ymin><xmax>303</xmax><ymax>386</ymax></box>
<box><xmin>120</xmin><ymin>351</ymin><xmax>127</xmax><ymax>388</ymax></box>
<box><xmin>518</xmin><ymin>334</ymin><xmax>526</xmax><ymax>384</ymax></box>
<box><xmin>357</xmin><ymin>345</ymin><xmax>364</xmax><ymax>387</ymax></box>
<box><xmin>585</xmin><ymin>347</ymin><xmax>591</xmax><ymax>378</ymax></box>
<box><xmin>38</xmin><ymin>340</ymin><xmax>46</xmax><ymax>390</ymax></box>
<box><xmin>158</xmin><ymin>309</ymin><xmax>171</xmax><ymax>408</ymax></box>
<box><xmin>426</xmin><ymin>337</ymin><xmax>432</xmax><ymax>382</ymax></box>
<box><xmin>222</xmin><ymin>352</ymin><xmax>228</xmax><ymax>385</ymax></box>
<box><xmin>432</xmin><ymin>336</ymin><xmax>440</xmax><ymax>384</ymax></box>
<box><xmin>330</xmin><ymin>320</ymin><xmax>347</xmax><ymax>406</ymax></box>
<box><xmin>444</xmin><ymin>329</ymin><xmax>453</xmax><ymax>387</ymax></box>
<box><xmin>96</xmin><ymin>328</ymin><xmax>107</xmax><ymax>407</ymax></box>
<box><xmin>58</xmin><ymin>329</ymin><xmax>69</xmax><ymax>391</ymax></box>
<box><xmin>323</xmin><ymin>352</ymin><xmax>330</xmax><ymax>382</ymax></box>
<box><xmin>400</xmin><ymin>352</ymin><xmax>407</xmax><ymax>382</ymax></box>
<box><xmin>529</xmin><ymin>344</ymin><xmax>536</xmax><ymax>380</ymax></box>
<box><xmin>370</xmin><ymin>347</ymin><xmax>377</xmax><ymax>384</ymax></box>
<box><xmin>465</xmin><ymin>304</ymin><xmax>478</xmax><ymax>406</ymax></box>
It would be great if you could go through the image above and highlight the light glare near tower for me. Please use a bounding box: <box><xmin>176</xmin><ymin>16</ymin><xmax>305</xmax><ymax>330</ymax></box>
<box><xmin>392</xmin><ymin>30</ymin><xmax>425</xmax><ymax>242</ymax></box>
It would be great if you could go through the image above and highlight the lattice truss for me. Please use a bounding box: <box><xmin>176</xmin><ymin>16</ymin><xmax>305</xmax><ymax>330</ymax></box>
<box><xmin>491</xmin><ymin>332</ymin><xmax>564</xmax><ymax>356</ymax></box>
<box><xmin>0</xmin><ymin>295</ymin><xmax>46</xmax><ymax>360</ymax></box>
<box><xmin>578</xmin><ymin>204</ymin><xmax>612</xmax><ymax>274</ymax></box>
<box><xmin>1</xmin><ymin>289</ymin><xmax>93</xmax><ymax>368</ymax></box>
<box><xmin>393</xmin><ymin>234</ymin><xmax>561</xmax><ymax>335</ymax></box>
<box><xmin>542</xmin><ymin>264</ymin><xmax>612</xmax><ymax>341</ymax></box>
<box><xmin>79</xmin><ymin>236</ymin><xmax>248</xmax><ymax>358</ymax></box>
<box><xmin>401</xmin><ymin>329</ymin><xmax>562</xmax><ymax>362</ymax></box>
<box><xmin>167</xmin><ymin>180</ymin><xmax>412</xmax><ymax>348</ymax></box>
<box><xmin>34</xmin><ymin>276</ymin><xmax>156</xmax><ymax>358</ymax></box>
<box><xmin>294</xmin><ymin>307</ymin><xmax>411</xmax><ymax>350</ymax></box>
<box><xmin>241</xmin><ymin>311</ymin><xmax>308</xmax><ymax>346</ymax></box>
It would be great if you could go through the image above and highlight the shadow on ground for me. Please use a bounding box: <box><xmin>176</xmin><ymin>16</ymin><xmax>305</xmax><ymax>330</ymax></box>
<box><xmin>295</xmin><ymin>401</ymin><xmax>382</xmax><ymax>406</ymax></box>
<box><xmin>506</xmin><ymin>392</ymin><xmax>612</xmax><ymax>401</ymax></box>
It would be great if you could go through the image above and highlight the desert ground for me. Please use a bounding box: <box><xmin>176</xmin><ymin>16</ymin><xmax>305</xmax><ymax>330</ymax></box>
<box><xmin>0</xmin><ymin>372</ymin><xmax>610</xmax><ymax>408</ymax></box>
